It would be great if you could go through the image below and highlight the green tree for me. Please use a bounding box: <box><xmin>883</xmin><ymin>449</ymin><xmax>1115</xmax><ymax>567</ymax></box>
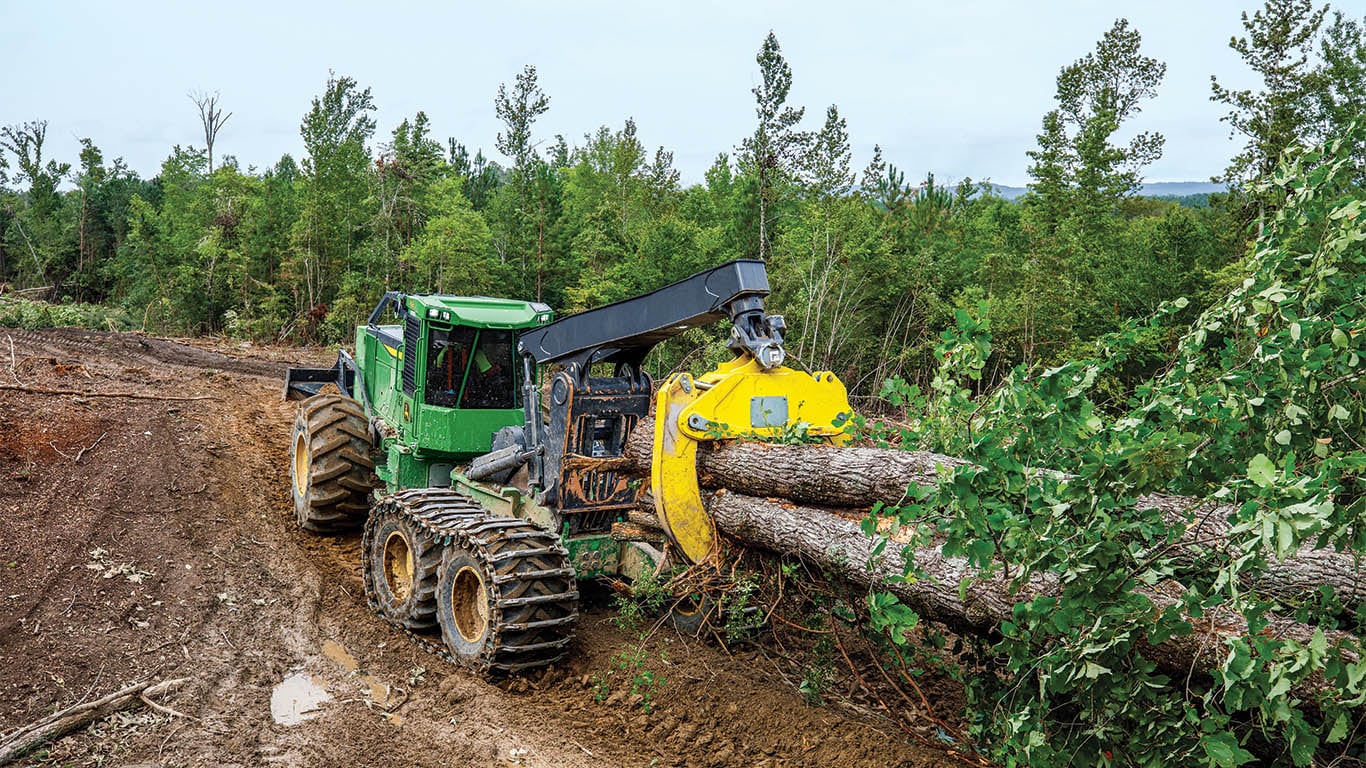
<box><xmin>448</xmin><ymin>140</ymin><xmax>503</xmax><ymax>210</ymax></box>
<box><xmin>805</xmin><ymin>105</ymin><xmax>852</xmax><ymax>203</ymax></box>
<box><xmin>399</xmin><ymin>176</ymin><xmax>497</xmax><ymax>294</ymax></box>
<box><xmin>374</xmin><ymin>111</ymin><xmax>447</xmax><ymax>266</ymax></box>
<box><xmin>1314</xmin><ymin>11</ymin><xmax>1366</xmax><ymax>176</ymax></box>
<box><xmin>738</xmin><ymin>31</ymin><xmax>808</xmax><ymax>261</ymax></box>
<box><xmin>72</xmin><ymin>138</ymin><xmax>108</xmax><ymax>300</ymax></box>
<box><xmin>1026</xmin><ymin>18</ymin><xmax>1166</xmax><ymax>236</ymax></box>
<box><xmin>1210</xmin><ymin>0</ymin><xmax>1329</xmax><ymax>225</ymax></box>
<box><xmin>493</xmin><ymin>65</ymin><xmax>557</xmax><ymax>300</ymax></box>
<box><xmin>292</xmin><ymin>72</ymin><xmax>376</xmax><ymax>334</ymax></box>
<box><xmin>1</xmin><ymin>121</ymin><xmax>73</xmax><ymax>291</ymax></box>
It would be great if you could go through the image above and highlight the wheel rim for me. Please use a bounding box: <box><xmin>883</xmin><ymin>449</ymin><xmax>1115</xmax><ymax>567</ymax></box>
<box><xmin>450</xmin><ymin>566</ymin><xmax>489</xmax><ymax>643</ymax></box>
<box><xmin>292</xmin><ymin>432</ymin><xmax>309</xmax><ymax>497</ymax></box>
<box><xmin>383</xmin><ymin>531</ymin><xmax>414</xmax><ymax>602</ymax></box>
<box><xmin>674</xmin><ymin>594</ymin><xmax>703</xmax><ymax>618</ymax></box>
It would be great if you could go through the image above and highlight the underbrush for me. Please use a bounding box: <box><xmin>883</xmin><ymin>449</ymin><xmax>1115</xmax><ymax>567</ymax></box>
<box><xmin>0</xmin><ymin>295</ymin><xmax>135</xmax><ymax>332</ymax></box>
<box><xmin>604</xmin><ymin>548</ymin><xmax>974</xmax><ymax>758</ymax></box>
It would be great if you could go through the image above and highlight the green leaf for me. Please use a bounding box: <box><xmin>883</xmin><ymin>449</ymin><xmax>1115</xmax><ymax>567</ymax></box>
<box><xmin>1332</xmin><ymin>328</ymin><xmax>1349</xmax><ymax>348</ymax></box>
<box><xmin>1248</xmin><ymin>454</ymin><xmax>1276</xmax><ymax>488</ymax></box>
<box><xmin>1274</xmin><ymin>429</ymin><xmax>1291</xmax><ymax>445</ymax></box>
<box><xmin>1202</xmin><ymin>732</ymin><xmax>1252</xmax><ymax>767</ymax></box>
<box><xmin>1277</xmin><ymin>520</ymin><xmax>1295</xmax><ymax>559</ymax></box>
<box><xmin>1328</xmin><ymin>712</ymin><xmax>1350</xmax><ymax>743</ymax></box>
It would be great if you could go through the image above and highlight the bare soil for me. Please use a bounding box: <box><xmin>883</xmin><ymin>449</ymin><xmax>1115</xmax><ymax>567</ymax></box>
<box><xmin>0</xmin><ymin>327</ymin><xmax>953</xmax><ymax>768</ymax></box>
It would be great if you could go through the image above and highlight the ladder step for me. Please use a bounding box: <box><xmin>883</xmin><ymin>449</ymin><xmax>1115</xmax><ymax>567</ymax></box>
<box><xmin>497</xmin><ymin>637</ymin><xmax>574</xmax><ymax>655</ymax></box>
<box><xmin>490</xmin><ymin>653</ymin><xmax>569</xmax><ymax>673</ymax></box>
<box><xmin>489</xmin><ymin>546</ymin><xmax>557</xmax><ymax>563</ymax></box>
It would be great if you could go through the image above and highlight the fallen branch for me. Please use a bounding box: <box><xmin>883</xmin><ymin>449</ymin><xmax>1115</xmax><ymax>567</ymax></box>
<box><xmin>0</xmin><ymin>678</ymin><xmax>189</xmax><ymax>765</ymax></box>
<box><xmin>75</xmin><ymin>432</ymin><xmax>107</xmax><ymax>463</ymax></box>
<box><xmin>0</xmin><ymin>384</ymin><xmax>213</xmax><ymax>401</ymax></box>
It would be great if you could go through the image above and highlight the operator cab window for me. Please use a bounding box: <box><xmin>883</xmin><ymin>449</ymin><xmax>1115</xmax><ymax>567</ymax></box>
<box><xmin>424</xmin><ymin>326</ymin><xmax>516</xmax><ymax>410</ymax></box>
<box><xmin>461</xmin><ymin>329</ymin><xmax>515</xmax><ymax>409</ymax></box>
<box><xmin>426</xmin><ymin>326</ymin><xmax>476</xmax><ymax>408</ymax></box>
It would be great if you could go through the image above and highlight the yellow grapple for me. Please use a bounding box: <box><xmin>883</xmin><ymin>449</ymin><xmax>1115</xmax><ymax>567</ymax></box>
<box><xmin>650</xmin><ymin>355</ymin><xmax>853</xmax><ymax>563</ymax></box>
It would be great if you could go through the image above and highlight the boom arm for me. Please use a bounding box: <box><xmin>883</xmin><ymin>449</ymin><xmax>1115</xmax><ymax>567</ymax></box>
<box><xmin>515</xmin><ymin>259</ymin><xmax>788</xmax><ymax>377</ymax></box>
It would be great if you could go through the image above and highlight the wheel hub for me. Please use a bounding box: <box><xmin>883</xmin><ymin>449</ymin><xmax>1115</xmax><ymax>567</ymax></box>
<box><xmin>383</xmin><ymin>531</ymin><xmax>415</xmax><ymax>602</ymax></box>
<box><xmin>292</xmin><ymin>432</ymin><xmax>310</xmax><ymax>497</ymax></box>
<box><xmin>450</xmin><ymin>566</ymin><xmax>489</xmax><ymax>643</ymax></box>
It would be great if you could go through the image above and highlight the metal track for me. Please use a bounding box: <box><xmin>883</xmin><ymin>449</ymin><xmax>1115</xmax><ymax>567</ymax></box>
<box><xmin>361</xmin><ymin>488</ymin><xmax>579</xmax><ymax>675</ymax></box>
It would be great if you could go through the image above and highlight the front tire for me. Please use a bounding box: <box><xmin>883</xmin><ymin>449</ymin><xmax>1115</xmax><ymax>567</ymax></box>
<box><xmin>290</xmin><ymin>394</ymin><xmax>373</xmax><ymax>533</ymax></box>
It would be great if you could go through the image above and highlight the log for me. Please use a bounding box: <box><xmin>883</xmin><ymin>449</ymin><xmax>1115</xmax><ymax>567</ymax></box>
<box><xmin>623</xmin><ymin>419</ymin><xmax>1366</xmax><ymax>605</ymax></box>
<box><xmin>0</xmin><ymin>678</ymin><xmax>189</xmax><ymax>765</ymax></box>
<box><xmin>707</xmin><ymin>492</ymin><xmax>1359</xmax><ymax>701</ymax></box>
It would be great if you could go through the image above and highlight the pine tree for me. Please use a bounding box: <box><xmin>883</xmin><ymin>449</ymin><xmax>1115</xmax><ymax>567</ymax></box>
<box><xmin>1210</xmin><ymin>0</ymin><xmax>1328</xmax><ymax>225</ymax></box>
<box><xmin>493</xmin><ymin>64</ymin><xmax>553</xmax><ymax>300</ymax></box>
<box><xmin>738</xmin><ymin>31</ymin><xmax>808</xmax><ymax>261</ymax></box>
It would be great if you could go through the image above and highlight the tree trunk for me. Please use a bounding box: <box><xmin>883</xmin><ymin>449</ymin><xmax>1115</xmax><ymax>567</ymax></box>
<box><xmin>706</xmin><ymin>491</ymin><xmax>1358</xmax><ymax>701</ymax></box>
<box><xmin>622</xmin><ymin>419</ymin><xmax>1366</xmax><ymax>605</ymax></box>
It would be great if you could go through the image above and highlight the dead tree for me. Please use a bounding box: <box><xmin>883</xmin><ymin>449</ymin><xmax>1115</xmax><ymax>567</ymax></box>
<box><xmin>190</xmin><ymin>91</ymin><xmax>232</xmax><ymax>173</ymax></box>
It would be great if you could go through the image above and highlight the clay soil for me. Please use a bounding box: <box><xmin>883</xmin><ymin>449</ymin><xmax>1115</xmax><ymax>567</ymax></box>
<box><xmin>0</xmin><ymin>327</ymin><xmax>955</xmax><ymax>768</ymax></box>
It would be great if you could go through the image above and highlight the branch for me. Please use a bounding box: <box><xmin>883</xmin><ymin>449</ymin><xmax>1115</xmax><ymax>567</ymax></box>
<box><xmin>0</xmin><ymin>678</ymin><xmax>189</xmax><ymax>765</ymax></box>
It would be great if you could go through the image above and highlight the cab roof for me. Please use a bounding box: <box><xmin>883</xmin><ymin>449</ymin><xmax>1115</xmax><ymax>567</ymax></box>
<box><xmin>405</xmin><ymin>294</ymin><xmax>553</xmax><ymax>329</ymax></box>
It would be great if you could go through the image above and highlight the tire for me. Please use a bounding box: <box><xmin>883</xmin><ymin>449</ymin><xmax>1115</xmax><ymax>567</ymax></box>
<box><xmin>667</xmin><ymin>592</ymin><xmax>714</xmax><ymax>637</ymax></box>
<box><xmin>290</xmin><ymin>394</ymin><xmax>374</xmax><ymax>533</ymax></box>
<box><xmin>435</xmin><ymin>520</ymin><xmax>579</xmax><ymax>674</ymax></box>
<box><xmin>364</xmin><ymin>505</ymin><xmax>441</xmax><ymax>630</ymax></box>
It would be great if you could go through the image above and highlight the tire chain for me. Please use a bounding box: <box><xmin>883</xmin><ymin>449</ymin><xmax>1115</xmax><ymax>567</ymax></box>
<box><xmin>361</xmin><ymin>487</ymin><xmax>580</xmax><ymax>675</ymax></box>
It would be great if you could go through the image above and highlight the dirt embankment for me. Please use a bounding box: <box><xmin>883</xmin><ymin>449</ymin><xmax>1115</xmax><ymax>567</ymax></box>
<box><xmin>0</xmin><ymin>327</ymin><xmax>948</xmax><ymax>768</ymax></box>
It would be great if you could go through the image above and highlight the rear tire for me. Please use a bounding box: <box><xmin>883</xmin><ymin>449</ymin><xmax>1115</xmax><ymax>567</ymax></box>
<box><xmin>667</xmin><ymin>593</ymin><xmax>713</xmax><ymax>637</ymax></box>
<box><xmin>291</xmin><ymin>394</ymin><xmax>373</xmax><ymax>533</ymax></box>
<box><xmin>364</xmin><ymin>504</ymin><xmax>442</xmax><ymax>630</ymax></box>
<box><xmin>435</xmin><ymin>520</ymin><xmax>579</xmax><ymax>674</ymax></box>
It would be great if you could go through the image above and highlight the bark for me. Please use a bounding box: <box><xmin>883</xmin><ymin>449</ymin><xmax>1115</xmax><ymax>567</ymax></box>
<box><xmin>707</xmin><ymin>491</ymin><xmax>1359</xmax><ymax>701</ymax></box>
<box><xmin>624</xmin><ymin>419</ymin><xmax>1366</xmax><ymax>605</ymax></box>
<box><xmin>0</xmin><ymin>678</ymin><xmax>188</xmax><ymax>765</ymax></box>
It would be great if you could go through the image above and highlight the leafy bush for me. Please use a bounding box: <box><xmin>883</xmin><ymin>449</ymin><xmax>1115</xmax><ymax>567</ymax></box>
<box><xmin>866</xmin><ymin>127</ymin><xmax>1366</xmax><ymax>766</ymax></box>
<box><xmin>0</xmin><ymin>296</ymin><xmax>136</xmax><ymax>332</ymax></box>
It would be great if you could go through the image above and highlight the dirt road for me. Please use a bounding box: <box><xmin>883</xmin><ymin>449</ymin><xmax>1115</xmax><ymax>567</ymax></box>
<box><xmin>0</xmin><ymin>328</ymin><xmax>945</xmax><ymax>767</ymax></box>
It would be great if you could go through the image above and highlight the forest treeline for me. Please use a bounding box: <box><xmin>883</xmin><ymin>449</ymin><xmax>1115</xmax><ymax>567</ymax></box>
<box><xmin>0</xmin><ymin>1</ymin><xmax>1362</xmax><ymax>399</ymax></box>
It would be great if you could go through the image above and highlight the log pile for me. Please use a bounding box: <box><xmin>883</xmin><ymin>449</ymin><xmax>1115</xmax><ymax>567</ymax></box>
<box><xmin>620</xmin><ymin>419</ymin><xmax>1364</xmax><ymax>698</ymax></box>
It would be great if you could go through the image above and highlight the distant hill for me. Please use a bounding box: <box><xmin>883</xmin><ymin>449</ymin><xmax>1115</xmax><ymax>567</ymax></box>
<box><xmin>985</xmin><ymin>181</ymin><xmax>1224</xmax><ymax>201</ymax></box>
<box><xmin>1139</xmin><ymin>181</ymin><xmax>1226</xmax><ymax>197</ymax></box>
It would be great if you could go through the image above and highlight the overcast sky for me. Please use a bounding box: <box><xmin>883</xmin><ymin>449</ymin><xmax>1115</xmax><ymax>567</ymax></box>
<box><xmin>1</xmin><ymin>0</ymin><xmax>1348</xmax><ymax>188</ymax></box>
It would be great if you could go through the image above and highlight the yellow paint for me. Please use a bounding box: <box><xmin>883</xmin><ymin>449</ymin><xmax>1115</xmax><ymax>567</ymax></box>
<box><xmin>383</xmin><ymin>344</ymin><xmax>402</xmax><ymax>360</ymax></box>
<box><xmin>652</xmin><ymin>379</ymin><xmax>715</xmax><ymax>563</ymax></box>
<box><xmin>651</xmin><ymin>356</ymin><xmax>853</xmax><ymax>564</ymax></box>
